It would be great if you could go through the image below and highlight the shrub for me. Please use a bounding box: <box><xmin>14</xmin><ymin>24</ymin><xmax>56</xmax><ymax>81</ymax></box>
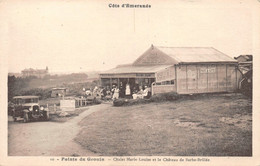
<box><xmin>94</xmin><ymin>99</ymin><xmax>102</xmax><ymax>105</ymax></box>
<box><xmin>113</xmin><ymin>92</ymin><xmax>180</xmax><ymax>107</ymax></box>
<box><xmin>113</xmin><ymin>99</ymin><xmax>126</xmax><ymax>106</ymax></box>
<box><xmin>122</xmin><ymin>98</ymin><xmax>149</xmax><ymax>106</ymax></box>
<box><xmin>150</xmin><ymin>92</ymin><xmax>179</xmax><ymax>102</ymax></box>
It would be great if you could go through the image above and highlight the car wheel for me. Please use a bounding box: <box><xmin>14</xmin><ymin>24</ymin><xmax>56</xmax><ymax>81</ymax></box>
<box><xmin>23</xmin><ymin>112</ymin><xmax>29</xmax><ymax>123</ymax></box>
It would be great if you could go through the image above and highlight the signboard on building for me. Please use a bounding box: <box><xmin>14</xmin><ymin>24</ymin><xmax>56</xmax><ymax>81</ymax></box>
<box><xmin>200</xmin><ymin>67</ymin><xmax>216</xmax><ymax>74</ymax></box>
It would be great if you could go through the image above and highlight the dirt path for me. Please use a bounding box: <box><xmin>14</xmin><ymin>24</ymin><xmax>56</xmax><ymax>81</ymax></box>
<box><xmin>8</xmin><ymin>104</ymin><xmax>110</xmax><ymax>156</ymax></box>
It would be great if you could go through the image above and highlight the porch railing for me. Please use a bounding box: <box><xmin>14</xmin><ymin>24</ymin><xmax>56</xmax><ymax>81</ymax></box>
<box><xmin>151</xmin><ymin>82</ymin><xmax>176</xmax><ymax>95</ymax></box>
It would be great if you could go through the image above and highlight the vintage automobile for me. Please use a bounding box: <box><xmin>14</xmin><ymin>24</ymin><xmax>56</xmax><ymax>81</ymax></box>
<box><xmin>11</xmin><ymin>96</ymin><xmax>49</xmax><ymax>122</ymax></box>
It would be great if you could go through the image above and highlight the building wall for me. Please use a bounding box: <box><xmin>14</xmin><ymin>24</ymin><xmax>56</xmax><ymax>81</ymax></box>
<box><xmin>152</xmin><ymin>84</ymin><xmax>176</xmax><ymax>95</ymax></box>
<box><xmin>152</xmin><ymin>66</ymin><xmax>176</xmax><ymax>95</ymax></box>
<box><xmin>155</xmin><ymin>66</ymin><xmax>175</xmax><ymax>83</ymax></box>
<box><xmin>176</xmin><ymin>64</ymin><xmax>241</xmax><ymax>94</ymax></box>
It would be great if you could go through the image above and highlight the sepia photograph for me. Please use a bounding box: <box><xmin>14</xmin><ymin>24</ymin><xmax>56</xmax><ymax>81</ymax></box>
<box><xmin>0</xmin><ymin>0</ymin><xmax>259</xmax><ymax>165</ymax></box>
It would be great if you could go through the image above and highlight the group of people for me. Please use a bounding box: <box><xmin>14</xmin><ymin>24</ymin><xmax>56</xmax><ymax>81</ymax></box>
<box><xmin>132</xmin><ymin>85</ymin><xmax>151</xmax><ymax>99</ymax></box>
<box><xmin>84</xmin><ymin>84</ymin><xmax>151</xmax><ymax>101</ymax></box>
<box><xmin>108</xmin><ymin>84</ymin><xmax>151</xmax><ymax>100</ymax></box>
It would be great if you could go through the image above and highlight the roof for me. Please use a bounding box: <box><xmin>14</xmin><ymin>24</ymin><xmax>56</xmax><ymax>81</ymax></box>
<box><xmin>239</xmin><ymin>61</ymin><xmax>252</xmax><ymax>64</ymax></box>
<box><xmin>13</xmin><ymin>96</ymin><xmax>39</xmax><ymax>99</ymax></box>
<box><xmin>100</xmin><ymin>65</ymin><xmax>172</xmax><ymax>74</ymax></box>
<box><xmin>116</xmin><ymin>63</ymin><xmax>132</xmax><ymax>68</ymax></box>
<box><xmin>101</xmin><ymin>45</ymin><xmax>237</xmax><ymax>75</ymax></box>
<box><xmin>234</xmin><ymin>55</ymin><xmax>253</xmax><ymax>61</ymax></box>
<box><xmin>156</xmin><ymin>46</ymin><xmax>237</xmax><ymax>63</ymax></box>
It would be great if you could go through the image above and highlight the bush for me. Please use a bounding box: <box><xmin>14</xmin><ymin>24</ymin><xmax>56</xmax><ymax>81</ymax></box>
<box><xmin>113</xmin><ymin>92</ymin><xmax>180</xmax><ymax>107</ymax></box>
<box><xmin>150</xmin><ymin>92</ymin><xmax>180</xmax><ymax>102</ymax></box>
<box><xmin>113</xmin><ymin>99</ymin><xmax>126</xmax><ymax>106</ymax></box>
<box><xmin>94</xmin><ymin>99</ymin><xmax>102</xmax><ymax>105</ymax></box>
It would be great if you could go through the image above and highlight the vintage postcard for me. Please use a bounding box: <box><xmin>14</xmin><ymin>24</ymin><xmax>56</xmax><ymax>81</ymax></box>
<box><xmin>0</xmin><ymin>0</ymin><xmax>259</xmax><ymax>165</ymax></box>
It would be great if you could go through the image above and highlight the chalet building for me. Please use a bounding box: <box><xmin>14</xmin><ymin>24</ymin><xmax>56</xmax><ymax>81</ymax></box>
<box><xmin>21</xmin><ymin>66</ymin><xmax>49</xmax><ymax>78</ymax></box>
<box><xmin>234</xmin><ymin>55</ymin><xmax>253</xmax><ymax>74</ymax></box>
<box><xmin>100</xmin><ymin>45</ymin><xmax>242</xmax><ymax>95</ymax></box>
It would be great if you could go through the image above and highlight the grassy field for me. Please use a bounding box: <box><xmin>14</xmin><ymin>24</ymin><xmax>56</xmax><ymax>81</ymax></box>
<box><xmin>75</xmin><ymin>93</ymin><xmax>252</xmax><ymax>156</ymax></box>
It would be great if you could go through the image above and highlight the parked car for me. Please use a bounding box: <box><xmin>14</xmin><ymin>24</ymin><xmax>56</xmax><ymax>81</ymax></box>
<box><xmin>11</xmin><ymin>96</ymin><xmax>49</xmax><ymax>122</ymax></box>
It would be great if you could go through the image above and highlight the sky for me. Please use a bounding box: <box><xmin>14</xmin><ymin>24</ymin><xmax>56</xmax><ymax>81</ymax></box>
<box><xmin>0</xmin><ymin>0</ymin><xmax>257</xmax><ymax>73</ymax></box>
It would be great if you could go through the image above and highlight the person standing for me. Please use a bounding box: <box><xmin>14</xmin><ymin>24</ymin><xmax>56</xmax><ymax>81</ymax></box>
<box><xmin>93</xmin><ymin>86</ymin><xmax>98</xmax><ymax>97</ymax></box>
<box><xmin>111</xmin><ymin>85</ymin><xmax>115</xmax><ymax>95</ymax></box>
<box><xmin>100</xmin><ymin>87</ymin><xmax>107</xmax><ymax>100</ymax></box>
<box><xmin>125</xmin><ymin>83</ymin><xmax>131</xmax><ymax>98</ymax></box>
<box><xmin>119</xmin><ymin>82</ymin><xmax>124</xmax><ymax>98</ymax></box>
<box><xmin>112</xmin><ymin>86</ymin><xmax>119</xmax><ymax>100</ymax></box>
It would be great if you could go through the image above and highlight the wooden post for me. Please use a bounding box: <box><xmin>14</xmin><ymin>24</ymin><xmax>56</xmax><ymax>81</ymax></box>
<box><xmin>207</xmin><ymin>64</ymin><xmax>209</xmax><ymax>92</ymax></box>
<box><xmin>196</xmin><ymin>64</ymin><xmax>198</xmax><ymax>93</ymax></box>
<box><xmin>175</xmin><ymin>65</ymin><xmax>178</xmax><ymax>93</ymax></box>
<box><xmin>110</xmin><ymin>78</ymin><xmax>112</xmax><ymax>89</ymax></box>
<box><xmin>54</xmin><ymin>104</ymin><xmax>57</xmax><ymax>112</ymax></box>
<box><xmin>216</xmin><ymin>65</ymin><xmax>219</xmax><ymax>91</ymax></box>
<box><xmin>226</xmin><ymin>64</ymin><xmax>228</xmax><ymax>91</ymax></box>
<box><xmin>235</xmin><ymin>65</ymin><xmax>238</xmax><ymax>90</ymax></box>
<box><xmin>151</xmin><ymin>82</ymin><xmax>155</xmax><ymax>95</ymax></box>
<box><xmin>186</xmin><ymin>65</ymin><xmax>188</xmax><ymax>91</ymax></box>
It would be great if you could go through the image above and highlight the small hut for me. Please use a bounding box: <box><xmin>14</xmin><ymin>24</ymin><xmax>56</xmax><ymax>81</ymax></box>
<box><xmin>51</xmin><ymin>88</ymin><xmax>67</xmax><ymax>98</ymax></box>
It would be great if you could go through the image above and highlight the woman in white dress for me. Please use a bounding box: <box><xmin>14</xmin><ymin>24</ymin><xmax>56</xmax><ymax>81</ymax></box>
<box><xmin>112</xmin><ymin>86</ymin><xmax>119</xmax><ymax>100</ymax></box>
<box><xmin>125</xmin><ymin>83</ymin><xmax>131</xmax><ymax>97</ymax></box>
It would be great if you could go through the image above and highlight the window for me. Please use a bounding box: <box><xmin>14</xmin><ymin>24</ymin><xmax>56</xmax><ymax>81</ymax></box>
<box><xmin>24</xmin><ymin>98</ymin><xmax>38</xmax><ymax>103</ymax></box>
<box><xmin>155</xmin><ymin>79</ymin><xmax>175</xmax><ymax>85</ymax></box>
